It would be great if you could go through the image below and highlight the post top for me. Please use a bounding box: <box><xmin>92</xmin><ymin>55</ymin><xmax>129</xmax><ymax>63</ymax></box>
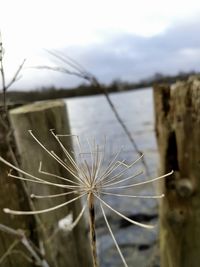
<box><xmin>9</xmin><ymin>100</ymin><xmax>65</xmax><ymax>114</ymax></box>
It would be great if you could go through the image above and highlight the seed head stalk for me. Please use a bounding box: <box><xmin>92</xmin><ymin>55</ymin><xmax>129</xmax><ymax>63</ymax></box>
<box><xmin>88</xmin><ymin>192</ymin><xmax>98</xmax><ymax>267</ymax></box>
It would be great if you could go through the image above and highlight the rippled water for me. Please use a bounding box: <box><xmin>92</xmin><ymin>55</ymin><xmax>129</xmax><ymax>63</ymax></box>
<box><xmin>65</xmin><ymin>88</ymin><xmax>160</xmax><ymax>267</ymax></box>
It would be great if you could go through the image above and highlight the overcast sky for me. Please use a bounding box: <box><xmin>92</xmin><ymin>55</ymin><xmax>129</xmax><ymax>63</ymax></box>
<box><xmin>1</xmin><ymin>0</ymin><xmax>200</xmax><ymax>90</ymax></box>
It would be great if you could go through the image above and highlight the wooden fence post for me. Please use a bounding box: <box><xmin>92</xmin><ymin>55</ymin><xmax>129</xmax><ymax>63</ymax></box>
<box><xmin>153</xmin><ymin>77</ymin><xmax>200</xmax><ymax>267</ymax></box>
<box><xmin>0</xmin><ymin>105</ymin><xmax>38</xmax><ymax>267</ymax></box>
<box><xmin>9</xmin><ymin>100</ymin><xmax>92</xmax><ymax>267</ymax></box>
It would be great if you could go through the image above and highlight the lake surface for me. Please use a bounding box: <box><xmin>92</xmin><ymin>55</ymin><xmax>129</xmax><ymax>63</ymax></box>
<box><xmin>65</xmin><ymin>88</ymin><xmax>160</xmax><ymax>267</ymax></box>
<box><xmin>66</xmin><ymin>87</ymin><xmax>158</xmax><ymax>172</ymax></box>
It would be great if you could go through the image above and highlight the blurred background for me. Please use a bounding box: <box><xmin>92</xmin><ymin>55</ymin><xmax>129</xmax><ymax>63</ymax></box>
<box><xmin>1</xmin><ymin>0</ymin><xmax>200</xmax><ymax>90</ymax></box>
<box><xmin>1</xmin><ymin>1</ymin><xmax>200</xmax><ymax>266</ymax></box>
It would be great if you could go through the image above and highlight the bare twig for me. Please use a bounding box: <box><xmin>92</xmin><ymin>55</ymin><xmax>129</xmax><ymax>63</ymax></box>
<box><xmin>0</xmin><ymin>240</ymin><xmax>19</xmax><ymax>265</ymax></box>
<box><xmin>34</xmin><ymin>65</ymin><xmax>87</xmax><ymax>79</ymax></box>
<box><xmin>0</xmin><ymin>224</ymin><xmax>49</xmax><ymax>267</ymax></box>
<box><xmin>0</xmin><ymin>33</ymin><xmax>48</xmax><ymax>235</ymax></box>
<box><xmin>0</xmin><ymin>32</ymin><xmax>6</xmax><ymax>110</ymax></box>
<box><xmin>5</xmin><ymin>59</ymin><xmax>26</xmax><ymax>90</ymax></box>
<box><xmin>37</xmin><ymin>50</ymin><xmax>151</xmax><ymax>177</ymax></box>
<box><xmin>91</xmin><ymin>77</ymin><xmax>151</xmax><ymax>177</ymax></box>
<box><xmin>0</xmin><ymin>32</ymin><xmax>26</xmax><ymax>112</ymax></box>
<box><xmin>0</xmin><ymin>32</ymin><xmax>51</xmax><ymax>266</ymax></box>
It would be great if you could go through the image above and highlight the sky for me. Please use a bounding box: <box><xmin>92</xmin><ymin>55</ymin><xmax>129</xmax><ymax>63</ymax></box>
<box><xmin>1</xmin><ymin>0</ymin><xmax>200</xmax><ymax>90</ymax></box>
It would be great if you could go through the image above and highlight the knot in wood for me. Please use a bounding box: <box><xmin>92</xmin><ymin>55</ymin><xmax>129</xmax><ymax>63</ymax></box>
<box><xmin>176</xmin><ymin>178</ymin><xmax>194</xmax><ymax>198</ymax></box>
<box><xmin>167</xmin><ymin>209</ymin><xmax>186</xmax><ymax>226</ymax></box>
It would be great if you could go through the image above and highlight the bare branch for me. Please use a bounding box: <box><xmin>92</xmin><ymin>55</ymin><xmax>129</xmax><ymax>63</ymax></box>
<box><xmin>5</xmin><ymin>58</ymin><xmax>26</xmax><ymax>90</ymax></box>
<box><xmin>0</xmin><ymin>32</ymin><xmax>50</xmax><ymax>265</ymax></box>
<box><xmin>0</xmin><ymin>32</ymin><xmax>25</xmax><ymax>113</ymax></box>
<box><xmin>0</xmin><ymin>224</ymin><xmax>50</xmax><ymax>267</ymax></box>
<box><xmin>36</xmin><ymin>50</ymin><xmax>151</xmax><ymax>177</ymax></box>
<box><xmin>33</xmin><ymin>65</ymin><xmax>86</xmax><ymax>79</ymax></box>
<box><xmin>0</xmin><ymin>240</ymin><xmax>19</xmax><ymax>265</ymax></box>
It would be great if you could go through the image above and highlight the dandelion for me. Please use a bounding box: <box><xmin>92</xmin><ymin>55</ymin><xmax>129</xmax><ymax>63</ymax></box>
<box><xmin>0</xmin><ymin>130</ymin><xmax>173</xmax><ymax>267</ymax></box>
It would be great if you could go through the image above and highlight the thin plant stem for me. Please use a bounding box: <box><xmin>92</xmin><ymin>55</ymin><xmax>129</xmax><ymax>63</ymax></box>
<box><xmin>100</xmin><ymin>202</ymin><xmax>128</xmax><ymax>267</ymax></box>
<box><xmin>35</xmin><ymin>50</ymin><xmax>151</xmax><ymax>177</ymax></box>
<box><xmin>0</xmin><ymin>240</ymin><xmax>19</xmax><ymax>265</ymax></box>
<box><xmin>102</xmin><ymin>170</ymin><xmax>143</xmax><ymax>187</ymax></box>
<box><xmin>100</xmin><ymin>191</ymin><xmax>164</xmax><ymax>199</ymax></box>
<box><xmin>88</xmin><ymin>192</ymin><xmax>98</xmax><ymax>267</ymax></box>
<box><xmin>101</xmin><ymin>171</ymin><xmax>173</xmax><ymax>190</ymax></box>
<box><xmin>38</xmin><ymin>161</ymin><xmax>80</xmax><ymax>185</ymax></box>
<box><xmin>0</xmin><ymin>33</ymin><xmax>52</xmax><ymax>265</ymax></box>
<box><xmin>95</xmin><ymin>194</ymin><xmax>154</xmax><ymax>229</ymax></box>
<box><xmin>4</xmin><ymin>193</ymin><xmax>86</xmax><ymax>215</ymax></box>
<box><xmin>30</xmin><ymin>190</ymin><xmax>80</xmax><ymax>199</ymax></box>
<box><xmin>0</xmin><ymin>224</ymin><xmax>49</xmax><ymax>267</ymax></box>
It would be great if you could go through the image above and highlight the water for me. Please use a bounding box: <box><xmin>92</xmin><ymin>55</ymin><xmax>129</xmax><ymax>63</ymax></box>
<box><xmin>66</xmin><ymin>87</ymin><xmax>158</xmax><ymax>179</ymax></box>
<box><xmin>65</xmin><ymin>88</ymin><xmax>160</xmax><ymax>267</ymax></box>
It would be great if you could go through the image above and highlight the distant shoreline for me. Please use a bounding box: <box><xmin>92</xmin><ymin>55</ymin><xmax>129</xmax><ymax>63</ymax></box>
<box><xmin>0</xmin><ymin>71</ymin><xmax>197</xmax><ymax>105</ymax></box>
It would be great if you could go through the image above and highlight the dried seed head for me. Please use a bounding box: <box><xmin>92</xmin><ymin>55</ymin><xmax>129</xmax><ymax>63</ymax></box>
<box><xmin>0</xmin><ymin>130</ymin><xmax>173</xmax><ymax>267</ymax></box>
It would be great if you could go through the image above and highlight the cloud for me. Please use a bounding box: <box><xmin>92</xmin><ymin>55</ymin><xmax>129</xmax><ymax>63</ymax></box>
<box><xmin>12</xmin><ymin>18</ymin><xmax>200</xmax><ymax>90</ymax></box>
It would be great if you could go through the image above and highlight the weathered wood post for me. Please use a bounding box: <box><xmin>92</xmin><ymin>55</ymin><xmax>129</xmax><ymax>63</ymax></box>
<box><xmin>9</xmin><ymin>100</ymin><xmax>92</xmax><ymax>267</ymax></box>
<box><xmin>153</xmin><ymin>77</ymin><xmax>200</xmax><ymax>267</ymax></box>
<box><xmin>0</xmin><ymin>106</ymin><xmax>38</xmax><ymax>267</ymax></box>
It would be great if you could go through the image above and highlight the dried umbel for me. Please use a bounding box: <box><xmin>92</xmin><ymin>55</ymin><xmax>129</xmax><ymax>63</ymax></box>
<box><xmin>0</xmin><ymin>130</ymin><xmax>173</xmax><ymax>267</ymax></box>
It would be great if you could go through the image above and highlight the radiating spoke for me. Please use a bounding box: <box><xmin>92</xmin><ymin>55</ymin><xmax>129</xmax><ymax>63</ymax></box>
<box><xmin>67</xmin><ymin>199</ymin><xmax>88</xmax><ymax>231</ymax></box>
<box><xmin>8</xmin><ymin>171</ymin><xmax>83</xmax><ymax>190</ymax></box>
<box><xmin>102</xmin><ymin>154</ymin><xmax>144</xmax><ymax>185</ymax></box>
<box><xmin>100</xmin><ymin>202</ymin><xmax>128</xmax><ymax>267</ymax></box>
<box><xmin>0</xmin><ymin>156</ymin><xmax>73</xmax><ymax>189</ymax></box>
<box><xmin>102</xmin><ymin>170</ymin><xmax>143</xmax><ymax>187</ymax></box>
<box><xmin>30</xmin><ymin>190</ymin><xmax>81</xmax><ymax>199</ymax></box>
<box><xmin>29</xmin><ymin>130</ymin><xmax>86</xmax><ymax>185</ymax></box>
<box><xmin>38</xmin><ymin>161</ymin><xmax>80</xmax><ymax>185</ymax></box>
<box><xmin>101</xmin><ymin>171</ymin><xmax>173</xmax><ymax>190</ymax></box>
<box><xmin>95</xmin><ymin>194</ymin><xmax>154</xmax><ymax>229</ymax></box>
<box><xmin>51</xmin><ymin>130</ymin><xmax>88</xmax><ymax>182</ymax></box>
<box><xmin>100</xmin><ymin>191</ymin><xmax>164</xmax><ymax>199</ymax></box>
<box><xmin>98</xmin><ymin>160</ymin><xmax>126</xmax><ymax>184</ymax></box>
<box><xmin>4</xmin><ymin>193</ymin><xmax>86</xmax><ymax>215</ymax></box>
<box><xmin>98</xmin><ymin>148</ymin><xmax>123</xmax><ymax>182</ymax></box>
